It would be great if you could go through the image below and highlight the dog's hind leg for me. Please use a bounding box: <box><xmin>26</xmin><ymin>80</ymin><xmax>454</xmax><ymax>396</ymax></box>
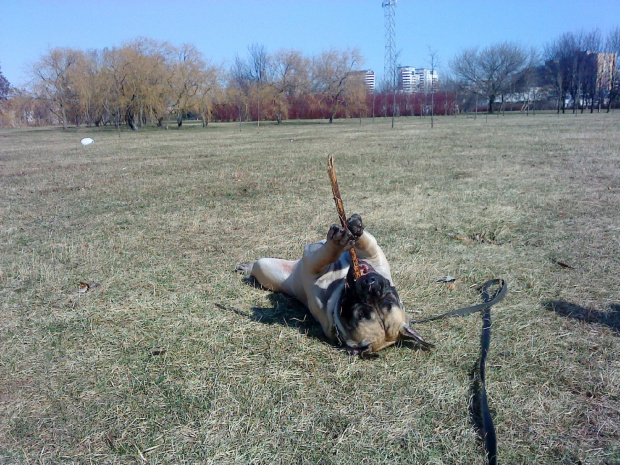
<box><xmin>237</xmin><ymin>258</ymin><xmax>298</xmax><ymax>293</ymax></box>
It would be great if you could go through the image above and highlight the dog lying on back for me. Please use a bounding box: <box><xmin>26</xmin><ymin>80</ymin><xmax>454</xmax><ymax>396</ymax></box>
<box><xmin>236</xmin><ymin>214</ymin><xmax>431</xmax><ymax>355</ymax></box>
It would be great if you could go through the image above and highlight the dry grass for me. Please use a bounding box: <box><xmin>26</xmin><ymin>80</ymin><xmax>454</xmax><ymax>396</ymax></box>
<box><xmin>1</xmin><ymin>115</ymin><xmax>618</xmax><ymax>464</ymax></box>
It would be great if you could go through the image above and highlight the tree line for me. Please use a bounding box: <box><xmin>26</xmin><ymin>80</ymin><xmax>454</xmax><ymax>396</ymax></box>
<box><xmin>0</xmin><ymin>39</ymin><xmax>368</xmax><ymax>129</ymax></box>
<box><xmin>450</xmin><ymin>28</ymin><xmax>620</xmax><ymax>114</ymax></box>
<box><xmin>0</xmin><ymin>27</ymin><xmax>619</xmax><ymax>129</ymax></box>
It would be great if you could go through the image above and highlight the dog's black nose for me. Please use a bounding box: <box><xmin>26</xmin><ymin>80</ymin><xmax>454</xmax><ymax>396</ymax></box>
<box><xmin>356</xmin><ymin>273</ymin><xmax>384</xmax><ymax>297</ymax></box>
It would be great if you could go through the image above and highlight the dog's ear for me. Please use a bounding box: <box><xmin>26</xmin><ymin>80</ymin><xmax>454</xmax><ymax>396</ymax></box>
<box><xmin>399</xmin><ymin>324</ymin><xmax>434</xmax><ymax>349</ymax></box>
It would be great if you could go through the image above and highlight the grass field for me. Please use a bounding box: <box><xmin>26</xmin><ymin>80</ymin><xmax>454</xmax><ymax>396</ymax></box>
<box><xmin>1</xmin><ymin>114</ymin><xmax>619</xmax><ymax>464</ymax></box>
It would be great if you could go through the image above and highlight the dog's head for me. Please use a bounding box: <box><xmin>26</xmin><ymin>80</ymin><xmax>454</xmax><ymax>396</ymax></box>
<box><xmin>337</xmin><ymin>263</ymin><xmax>432</xmax><ymax>355</ymax></box>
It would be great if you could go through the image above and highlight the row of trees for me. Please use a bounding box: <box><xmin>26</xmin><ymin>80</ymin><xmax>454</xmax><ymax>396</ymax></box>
<box><xmin>21</xmin><ymin>39</ymin><xmax>219</xmax><ymax>130</ymax></box>
<box><xmin>1</xmin><ymin>27</ymin><xmax>619</xmax><ymax>128</ymax></box>
<box><xmin>543</xmin><ymin>29</ymin><xmax>620</xmax><ymax>113</ymax></box>
<box><xmin>0</xmin><ymin>39</ymin><xmax>369</xmax><ymax>129</ymax></box>
<box><xmin>450</xmin><ymin>28</ymin><xmax>620</xmax><ymax>114</ymax></box>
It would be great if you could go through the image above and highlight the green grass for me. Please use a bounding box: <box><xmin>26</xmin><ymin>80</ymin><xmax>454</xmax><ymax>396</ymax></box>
<box><xmin>1</xmin><ymin>114</ymin><xmax>619</xmax><ymax>464</ymax></box>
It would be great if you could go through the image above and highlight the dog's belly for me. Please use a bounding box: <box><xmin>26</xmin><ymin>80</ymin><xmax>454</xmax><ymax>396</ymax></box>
<box><xmin>289</xmin><ymin>254</ymin><xmax>349</xmax><ymax>338</ymax></box>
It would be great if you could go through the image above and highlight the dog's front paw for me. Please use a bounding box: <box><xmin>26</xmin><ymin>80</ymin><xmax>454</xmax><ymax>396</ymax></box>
<box><xmin>347</xmin><ymin>214</ymin><xmax>364</xmax><ymax>239</ymax></box>
<box><xmin>328</xmin><ymin>224</ymin><xmax>355</xmax><ymax>249</ymax></box>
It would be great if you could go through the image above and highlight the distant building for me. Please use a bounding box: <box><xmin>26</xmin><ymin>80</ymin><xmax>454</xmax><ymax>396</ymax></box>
<box><xmin>398</xmin><ymin>66</ymin><xmax>417</xmax><ymax>93</ymax></box>
<box><xmin>348</xmin><ymin>70</ymin><xmax>376</xmax><ymax>93</ymax></box>
<box><xmin>591</xmin><ymin>52</ymin><xmax>617</xmax><ymax>92</ymax></box>
<box><xmin>398</xmin><ymin>66</ymin><xmax>439</xmax><ymax>93</ymax></box>
<box><xmin>417</xmin><ymin>68</ymin><xmax>439</xmax><ymax>91</ymax></box>
<box><xmin>364</xmin><ymin>70</ymin><xmax>376</xmax><ymax>93</ymax></box>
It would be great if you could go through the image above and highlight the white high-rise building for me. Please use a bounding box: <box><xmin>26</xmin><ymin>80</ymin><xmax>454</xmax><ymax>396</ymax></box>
<box><xmin>398</xmin><ymin>66</ymin><xmax>438</xmax><ymax>93</ymax></box>
<box><xmin>398</xmin><ymin>67</ymin><xmax>418</xmax><ymax>93</ymax></box>
<box><xmin>364</xmin><ymin>70</ymin><xmax>375</xmax><ymax>93</ymax></box>
<box><xmin>416</xmin><ymin>68</ymin><xmax>439</xmax><ymax>91</ymax></box>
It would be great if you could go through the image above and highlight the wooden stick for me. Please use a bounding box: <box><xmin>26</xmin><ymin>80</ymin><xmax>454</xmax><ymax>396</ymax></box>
<box><xmin>327</xmin><ymin>155</ymin><xmax>361</xmax><ymax>280</ymax></box>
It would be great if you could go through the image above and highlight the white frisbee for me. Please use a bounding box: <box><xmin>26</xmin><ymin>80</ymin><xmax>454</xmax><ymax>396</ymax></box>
<box><xmin>80</xmin><ymin>137</ymin><xmax>94</xmax><ymax>146</ymax></box>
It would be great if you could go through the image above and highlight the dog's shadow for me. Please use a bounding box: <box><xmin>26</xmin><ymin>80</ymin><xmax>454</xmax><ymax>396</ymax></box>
<box><xmin>251</xmin><ymin>292</ymin><xmax>326</xmax><ymax>340</ymax></box>
<box><xmin>220</xmin><ymin>276</ymin><xmax>327</xmax><ymax>342</ymax></box>
<box><xmin>221</xmin><ymin>276</ymin><xmax>430</xmax><ymax>356</ymax></box>
<box><xmin>543</xmin><ymin>300</ymin><xmax>620</xmax><ymax>333</ymax></box>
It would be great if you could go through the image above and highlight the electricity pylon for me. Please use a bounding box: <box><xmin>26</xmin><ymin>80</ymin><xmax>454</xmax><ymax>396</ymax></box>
<box><xmin>382</xmin><ymin>0</ymin><xmax>397</xmax><ymax>90</ymax></box>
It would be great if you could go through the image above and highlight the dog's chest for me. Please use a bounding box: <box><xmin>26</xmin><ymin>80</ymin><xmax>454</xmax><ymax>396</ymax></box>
<box><xmin>311</xmin><ymin>256</ymin><xmax>349</xmax><ymax>309</ymax></box>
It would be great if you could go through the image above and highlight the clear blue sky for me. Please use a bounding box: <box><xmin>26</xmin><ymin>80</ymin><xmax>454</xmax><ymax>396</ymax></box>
<box><xmin>1</xmin><ymin>0</ymin><xmax>619</xmax><ymax>87</ymax></box>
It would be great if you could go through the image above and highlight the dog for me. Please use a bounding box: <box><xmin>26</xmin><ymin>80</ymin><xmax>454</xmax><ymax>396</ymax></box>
<box><xmin>236</xmin><ymin>214</ymin><xmax>432</xmax><ymax>355</ymax></box>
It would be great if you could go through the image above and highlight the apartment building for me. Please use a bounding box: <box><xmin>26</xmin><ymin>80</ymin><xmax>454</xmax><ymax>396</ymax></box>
<box><xmin>364</xmin><ymin>70</ymin><xmax>375</xmax><ymax>93</ymax></box>
<box><xmin>398</xmin><ymin>66</ymin><xmax>439</xmax><ymax>93</ymax></box>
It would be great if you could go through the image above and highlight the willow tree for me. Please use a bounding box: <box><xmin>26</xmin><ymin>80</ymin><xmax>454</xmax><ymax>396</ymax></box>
<box><xmin>311</xmin><ymin>48</ymin><xmax>363</xmax><ymax>123</ymax></box>
<box><xmin>194</xmin><ymin>63</ymin><xmax>222</xmax><ymax>128</ymax></box>
<box><xmin>30</xmin><ymin>47</ymin><xmax>82</xmax><ymax>129</ymax></box>
<box><xmin>270</xmin><ymin>49</ymin><xmax>310</xmax><ymax>123</ymax></box>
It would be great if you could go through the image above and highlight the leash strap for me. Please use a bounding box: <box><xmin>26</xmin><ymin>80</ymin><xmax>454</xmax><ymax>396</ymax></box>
<box><xmin>412</xmin><ymin>279</ymin><xmax>507</xmax><ymax>465</ymax></box>
<box><xmin>410</xmin><ymin>279</ymin><xmax>507</xmax><ymax>324</ymax></box>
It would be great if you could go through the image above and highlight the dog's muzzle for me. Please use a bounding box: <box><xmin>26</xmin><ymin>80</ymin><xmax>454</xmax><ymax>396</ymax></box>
<box><xmin>355</xmin><ymin>272</ymin><xmax>387</xmax><ymax>299</ymax></box>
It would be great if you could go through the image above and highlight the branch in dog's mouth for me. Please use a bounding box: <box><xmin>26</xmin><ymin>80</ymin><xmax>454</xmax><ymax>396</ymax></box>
<box><xmin>357</xmin><ymin>260</ymin><xmax>373</xmax><ymax>276</ymax></box>
<box><xmin>346</xmin><ymin>259</ymin><xmax>374</xmax><ymax>289</ymax></box>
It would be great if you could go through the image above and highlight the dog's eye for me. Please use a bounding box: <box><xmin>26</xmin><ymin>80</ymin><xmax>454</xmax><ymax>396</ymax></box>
<box><xmin>362</xmin><ymin>308</ymin><xmax>374</xmax><ymax>320</ymax></box>
<box><xmin>353</xmin><ymin>305</ymin><xmax>374</xmax><ymax>320</ymax></box>
<box><xmin>382</xmin><ymin>297</ymin><xmax>397</xmax><ymax>309</ymax></box>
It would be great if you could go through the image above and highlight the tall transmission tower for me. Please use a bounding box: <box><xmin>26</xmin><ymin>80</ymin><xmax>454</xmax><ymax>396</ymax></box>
<box><xmin>382</xmin><ymin>0</ymin><xmax>397</xmax><ymax>89</ymax></box>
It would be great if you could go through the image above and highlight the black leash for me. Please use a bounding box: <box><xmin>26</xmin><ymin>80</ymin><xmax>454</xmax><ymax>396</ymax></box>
<box><xmin>410</xmin><ymin>279</ymin><xmax>507</xmax><ymax>325</ymax></box>
<box><xmin>412</xmin><ymin>279</ymin><xmax>507</xmax><ymax>465</ymax></box>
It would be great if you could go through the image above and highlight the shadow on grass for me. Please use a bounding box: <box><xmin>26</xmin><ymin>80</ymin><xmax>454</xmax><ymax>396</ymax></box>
<box><xmin>543</xmin><ymin>301</ymin><xmax>620</xmax><ymax>333</ymax></box>
<box><xmin>250</xmin><ymin>292</ymin><xmax>326</xmax><ymax>340</ymax></box>
<box><xmin>219</xmin><ymin>276</ymin><xmax>326</xmax><ymax>342</ymax></box>
<box><xmin>224</xmin><ymin>276</ymin><xmax>432</xmax><ymax>356</ymax></box>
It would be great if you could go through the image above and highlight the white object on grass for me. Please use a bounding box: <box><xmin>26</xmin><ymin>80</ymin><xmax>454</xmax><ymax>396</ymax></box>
<box><xmin>81</xmin><ymin>137</ymin><xmax>94</xmax><ymax>146</ymax></box>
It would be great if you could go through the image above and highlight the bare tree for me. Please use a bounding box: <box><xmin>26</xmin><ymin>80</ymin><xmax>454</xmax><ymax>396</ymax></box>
<box><xmin>450</xmin><ymin>47</ymin><xmax>481</xmax><ymax>116</ymax></box>
<box><xmin>560</xmin><ymin>32</ymin><xmax>583</xmax><ymax>113</ymax></box>
<box><xmin>543</xmin><ymin>30</ymin><xmax>610</xmax><ymax>114</ymax></box>
<box><xmin>0</xmin><ymin>87</ymin><xmax>58</xmax><ymax>127</ymax></box>
<box><xmin>0</xmin><ymin>66</ymin><xmax>9</xmax><ymax>102</ymax></box>
<box><xmin>229</xmin><ymin>53</ymin><xmax>252</xmax><ymax>123</ymax></box>
<box><xmin>20</xmin><ymin>38</ymin><xmax>225</xmax><ymax>129</ymax></box>
<box><xmin>229</xmin><ymin>44</ymin><xmax>272</xmax><ymax>128</ymax></box>
<box><xmin>452</xmin><ymin>42</ymin><xmax>529</xmax><ymax>114</ymax></box>
<box><xmin>427</xmin><ymin>47</ymin><xmax>439</xmax><ymax>127</ymax></box>
<box><xmin>440</xmin><ymin>75</ymin><xmax>461</xmax><ymax>116</ymax></box>
<box><xmin>512</xmin><ymin>49</ymin><xmax>541</xmax><ymax>115</ymax></box>
<box><xmin>543</xmin><ymin>36</ymin><xmax>573</xmax><ymax>113</ymax></box>
<box><xmin>341</xmin><ymin>70</ymin><xmax>368</xmax><ymax>121</ymax></box>
<box><xmin>581</xmin><ymin>30</ymin><xmax>602</xmax><ymax>112</ymax></box>
<box><xmin>248</xmin><ymin>44</ymin><xmax>270</xmax><ymax>128</ymax></box>
<box><xmin>98</xmin><ymin>39</ymin><xmax>173</xmax><ymax>130</ymax></box>
<box><xmin>68</xmin><ymin>50</ymin><xmax>101</xmax><ymax>127</ymax></box>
